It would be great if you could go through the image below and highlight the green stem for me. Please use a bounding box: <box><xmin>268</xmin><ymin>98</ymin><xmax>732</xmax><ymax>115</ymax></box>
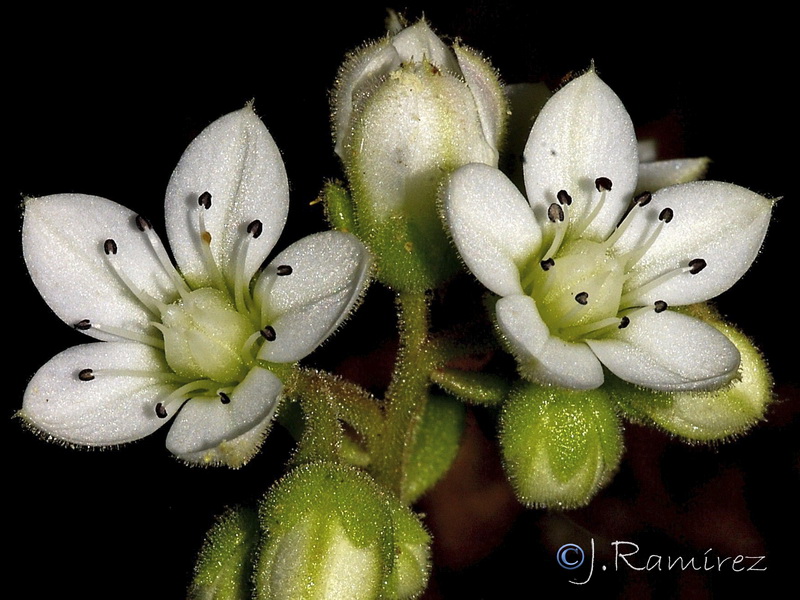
<box><xmin>374</xmin><ymin>290</ymin><xmax>435</xmax><ymax>501</ymax></box>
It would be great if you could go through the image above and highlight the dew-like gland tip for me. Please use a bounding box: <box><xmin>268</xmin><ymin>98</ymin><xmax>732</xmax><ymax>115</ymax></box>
<box><xmin>659</xmin><ymin>207</ymin><xmax>674</xmax><ymax>223</ymax></box>
<box><xmin>74</xmin><ymin>319</ymin><xmax>92</xmax><ymax>331</ymax></box>
<box><xmin>261</xmin><ymin>325</ymin><xmax>277</xmax><ymax>342</ymax></box>
<box><xmin>135</xmin><ymin>215</ymin><xmax>152</xmax><ymax>231</ymax></box>
<box><xmin>688</xmin><ymin>258</ymin><xmax>707</xmax><ymax>274</ymax></box>
<box><xmin>540</xmin><ymin>258</ymin><xmax>555</xmax><ymax>271</ymax></box>
<box><xmin>595</xmin><ymin>177</ymin><xmax>613</xmax><ymax>192</ymax></box>
<box><xmin>104</xmin><ymin>239</ymin><xmax>118</xmax><ymax>255</ymax></box>
<box><xmin>78</xmin><ymin>368</ymin><xmax>95</xmax><ymax>381</ymax></box>
<box><xmin>557</xmin><ymin>190</ymin><xmax>573</xmax><ymax>206</ymax></box>
<box><xmin>247</xmin><ymin>220</ymin><xmax>263</xmax><ymax>239</ymax></box>
<box><xmin>548</xmin><ymin>203</ymin><xmax>565</xmax><ymax>223</ymax></box>
<box><xmin>634</xmin><ymin>191</ymin><xmax>652</xmax><ymax>207</ymax></box>
<box><xmin>198</xmin><ymin>191</ymin><xmax>212</xmax><ymax>209</ymax></box>
<box><xmin>575</xmin><ymin>292</ymin><xmax>589</xmax><ymax>305</ymax></box>
<box><xmin>276</xmin><ymin>265</ymin><xmax>293</xmax><ymax>276</ymax></box>
<box><xmin>155</xmin><ymin>403</ymin><xmax>168</xmax><ymax>419</ymax></box>
<box><xmin>219</xmin><ymin>392</ymin><xmax>231</xmax><ymax>404</ymax></box>
<box><xmin>654</xmin><ymin>300</ymin><xmax>668</xmax><ymax>313</ymax></box>
<box><xmin>618</xmin><ymin>316</ymin><xmax>630</xmax><ymax>328</ymax></box>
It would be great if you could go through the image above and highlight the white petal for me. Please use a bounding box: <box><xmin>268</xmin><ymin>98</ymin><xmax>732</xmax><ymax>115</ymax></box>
<box><xmin>165</xmin><ymin>106</ymin><xmax>289</xmax><ymax>288</ymax></box>
<box><xmin>524</xmin><ymin>70</ymin><xmax>639</xmax><ymax>241</ymax></box>
<box><xmin>22</xmin><ymin>194</ymin><xmax>178</xmax><ymax>341</ymax></box>
<box><xmin>165</xmin><ymin>366</ymin><xmax>282</xmax><ymax>467</ymax></box>
<box><xmin>496</xmin><ymin>295</ymin><xmax>604</xmax><ymax>389</ymax></box>
<box><xmin>614</xmin><ymin>181</ymin><xmax>773</xmax><ymax>306</ymax></box>
<box><xmin>392</xmin><ymin>20</ymin><xmax>459</xmax><ymax>73</ymax></box>
<box><xmin>21</xmin><ymin>342</ymin><xmax>175</xmax><ymax>445</ymax></box>
<box><xmin>255</xmin><ymin>231</ymin><xmax>372</xmax><ymax>363</ymax></box>
<box><xmin>637</xmin><ymin>158</ymin><xmax>710</xmax><ymax>192</ymax></box>
<box><xmin>444</xmin><ymin>164</ymin><xmax>541</xmax><ymax>296</ymax></box>
<box><xmin>586</xmin><ymin>310</ymin><xmax>740</xmax><ymax>391</ymax></box>
<box><xmin>453</xmin><ymin>44</ymin><xmax>507</xmax><ymax>153</ymax></box>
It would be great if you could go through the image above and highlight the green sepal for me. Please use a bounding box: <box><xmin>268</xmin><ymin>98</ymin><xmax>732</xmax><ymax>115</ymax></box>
<box><xmin>256</xmin><ymin>462</ymin><xmax>393</xmax><ymax>600</ymax></box>
<box><xmin>611</xmin><ymin>311</ymin><xmax>773</xmax><ymax>442</ymax></box>
<box><xmin>321</xmin><ymin>180</ymin><xmax>358</xmax><ymax>233</ymax></box>
<box><xmin>500</xmin><ymin>382</ymin><xmax>623</xmax><ymax>509</ymax></box>
<box><xmin>430</xmin><ymin>368</ymin><xmax>510</xmax><ymax>406</ymax></box>
<box><xmin>189</xmin><ymin>506</ymin><xmax>260</xmax><ymax>600</ymax></box>
<box><xmin>384</xmin><ymin>501</ymin><xmax>432</xmax><ymax>600</ymax></box>
<box><xmin>404</xmin><ymin>393</ymin><xmax>466</xmax><ymax>503</ymax></box>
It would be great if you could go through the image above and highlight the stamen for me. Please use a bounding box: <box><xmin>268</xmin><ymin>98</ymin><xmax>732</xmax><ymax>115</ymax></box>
<box><xmin>575</xmin><ymin>291</ymin><xmax>589</xmax><ymax>305</ymax></box>
<box><xmin>634</xmin><ymin>191</ymin><xmax>652</xmax><ymax>207</ymax></box>
<box><xmin>198</xmin><ymin>191</ymin><xmax>212</xmax><ymax>209</ymax></box>
<box><xmin>103</xmin><ymin>239</ymin><xmax>118</xmax><ymax>255</ymax></box>
<box><xmin>654</xmin><ymin>300</ymin><xmax>668</xmax><ymax>313</ymax></box>
<box><xmin>618</xmin><ymin>316</ymin><xmax>630</xmax><ymax>328</ymax></box>
<box><xmin>659</xmin><ymin>207</ymin><xmax>674</xmax><ymax>223</ymax></box>
<box><xmin>93</xmin><ymin>322</ymin><xmax>165</xmax><ymax>348</ymax></box>
<box><xmin>195</xmin><ymin>192</ymin><xmax>229</xmax><ymax>294</ymax></box>
<box><xmin>621</xmin><ymin>206</ymin><xmax>676</xmax><ymax>268</ymax></box>
<box><xmin>102</xmin><ymin>238</ymin><xmax>168</xmax><ymax>315</ymax></box>
<box><xmin>78</xmin><ymin>368</ymin><xmax>95</xmax><ymax>381</ymax></box>
<box><xmin>135</xmin><ymin>214</ymin><xmax>191</xmax><ymax>296</ymax></box>
<box><xmin>261</xmin><ymin>325</ymin><xmax>277</xmax><ymax>342</ymax></box>
<box><xmin>557</xmin><ymin>190</ymin><xmax>572</xmax><ymax>206</ymax></box>
<box><xmin>277</xmin><ymin>265</ymin><xmax>293</xmax><ymax>276</ymax></box>
<box><xmin>559</xmin><ymin>315</ymin><xmax>627</xmax><ymax>339</ymax></box>
<box><xmin>155</xmin><ymin>379</ymin><xmax>220</xmax><ymax>418</ymax></box>
<box><xmin>689</xmin><ymin>258</ymin><xmax>707</xmax><ymax>274</ymax></box>
<box><xmin>595</xmin><ymin>177</ymin><xmax>613</xmax><ymax>192</ymax></box>
<box><xmin>155</xmin><ymin>403</ymin><xmax>168</xmax><ymax>418</ymax></box>
<box><xmin>219</xmin><ymin>391</ymin><xmax>231</xmax><ymax>404</ymax></box>
<box><xmin>548</xmin><ymin>203</ymin><xmax>564</xmax><ymax>222</ymax></box>
<box><xmin>540</xmin><ymin>258</ymin><xmax>555</xmax><ymax>271</ymax></box>
<box><xmin>247</xmin><ymin>220</ymin><xmax>263</xmax><ymax>238</ymax></box>
<box><xmin>75</xmin><ymin>319</ymin><xmax>92</xmax><ymax>331</ymax></box>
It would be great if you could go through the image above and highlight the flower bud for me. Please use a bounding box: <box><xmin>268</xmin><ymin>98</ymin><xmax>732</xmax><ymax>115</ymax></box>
<box><xmin>256</xmin><ymin>463</ymin><xmax>393</xmax><ymax>600</ymax></box>
<box><xmin>500</xmin><ymin>383</ymin><xmax>623</xmax><ymax>509</ymax></box>
<box><xmin>331</xmin><ymin>18</ymin><xmax>507</xmax><ymax>291</ymax></box>
<box><xmin>385</xmin><ymin>500</ymin><xmax>431</xmax><ymax>600</ymax></box>
<box><xmin>189</xmin><ymin>506</ymin><xmax>260</xmax><ymax>600</ymax></box>
<box><xmin>611</xmin><ymin>309</ymin><xmax>773</xmax><ymax>442</ymax></box>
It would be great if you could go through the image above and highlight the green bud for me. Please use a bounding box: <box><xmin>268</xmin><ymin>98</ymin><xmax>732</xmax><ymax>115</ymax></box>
<box><xmin>430</xmin><ymin>368</ymin><xmax>510</xmax><ymax>406</ymax></box>
<box><xmin>256</xmin><ymin>463</ymin><xmax>393</xmax><ymax>600</ymax></box>
<box><xmin>189</xmin><ymin>506</ymin><xmax>260</xmax><ymax>600</ymax></box>
<box><xmin>404</xmin><ymin>393</ymin><xmax>466</xmax><ymax>503</ymax></box>
<box><xmin>500</xmin><ymin>383</ymin><xmax>622</xmax><ymax>509</ymax></box>
<box><xmin>611</xmin><ymin>314</ymin><xmax>773</xmax><ymax>442</ymax></box>
<box><xmin>333</xmin><ymin>18</ymin><xmax>507</xmax><ymax>291</ymax></box>
<box><xmin>385</xmin><ymin>501</ymin><xmax>431</xmax><ymax>600</ymax></box>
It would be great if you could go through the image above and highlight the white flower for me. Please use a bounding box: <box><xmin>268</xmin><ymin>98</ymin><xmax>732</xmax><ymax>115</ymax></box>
<box><xmin>21</xmin><ymin>106</ymin><xmax>371</xmax><ymax>467</ymax></box>
<box><xmin>443</xmin><ymin>70</ymin><xmax>772</xmax><ymax>392</ymax></box>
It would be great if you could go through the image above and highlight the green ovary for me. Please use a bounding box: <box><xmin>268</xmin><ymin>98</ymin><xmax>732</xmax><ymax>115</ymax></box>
<box><xmin>526</xmin><ymin>240</ymin><xmax>625</xmax><ymax>340</ymax></box>
<box><xmin>160</xmin><ymin>288</ymin><xmax>255</xmax><ymax>384</ymax></box>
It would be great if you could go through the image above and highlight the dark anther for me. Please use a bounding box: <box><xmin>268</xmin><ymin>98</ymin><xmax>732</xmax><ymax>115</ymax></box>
<box><xmin>634</xmin><ymin>191</ymin><xmax>652</xmax><ymax>207</ymax></box>
<box><xmin>74</xmin><ymin>319</ymin><xmax>92</xmax><ymax>331</ymax></box>
<box><xmin>654</xmin><ymin>300</ymin><xmax>668</xmax><ymax>313</ymax></box>
<box><xmin>104</xmin><ymin>239</ymin><xmax>118</xmax><ymax>255</ymax></box>
<box><xmin>548</xmin><ymin>203</ymin><xmax>565</xmax><ymax>223</ymax></box>
<box><xmin>247</xmin><ymin>220</ymin><xmax>263</xmax><ymax>239</ymax></box>
<box><xmin>198</xmin><ymin>191</ymin><xmax>212</xmax><ymax>209</ymax></box>
<box><xmin>135</xmin><ymin>215</ymin><xmax>152</xmax><ymax>231</ymax></box>
<box><xmin>261</xmin><ymin>325</ymin><xmax>277</xmax><ymax>342</ymax></box>
<box><xmin>595</xmin><ymin>177</ymin><xmax>613</xmax><ymax>192</ymax></box>
<box><xmin>575</xmin><ymin>292</ymin><xmax>589</xmax><ymax>305</ymax></box>
<box><xmin>618</xmin><ymin>316</ymin><xmax>630</xmax><ymax>329</ymax></box>
<box><xmin>688</xmin><ymin>258</ymin><xmax>707</xmax><ymax>274</ymax></box>
<box><xmin>540</xmin><ymin>258</ymin><xmax>555</xmax><ymax>271</ymax></box>
<box><xmin>219</xmin><ymin>392</ymin><xmax>231</xmax><ymax>404</ymax></box>
<box><xmin>155</xmin><ymin>403</ymin><xmax>168</xmax><ymax>419</ymax></box>
<box><xmin>78</xmin><ymin>368</ymin><xmax>95</xmax><ymax>381</ymax></box>
<box><xmin>277</xmin><ymin>265</ymin><xmax>293</xmax><ymax>276</ymax></box>
<box><xmin>658</xmin><ymin>207</ymin><xmax>674</xmax><ymax>223</ymax></box>
<box><xmin>557</xmin><ymin>190</ymin><xmax>573</xmax><ymax>206</ymax></box>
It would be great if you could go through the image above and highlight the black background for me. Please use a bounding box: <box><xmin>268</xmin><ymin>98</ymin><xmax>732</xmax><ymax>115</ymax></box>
<box><xmin>7</xmin><ymin>4</ymin><xmax>796</xmax><ymax>599</ymax></box>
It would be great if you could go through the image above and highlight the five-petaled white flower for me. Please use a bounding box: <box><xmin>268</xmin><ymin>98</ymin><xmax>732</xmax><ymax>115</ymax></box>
<box><xmin>21</xmin><ymin>106</ymin><xmax>371</xmax><ymax>467</ymax></box>
<box><xmin>444</xmin><ymin>70</ymin><xmax>772</xmax><ymax>391</ymax></box>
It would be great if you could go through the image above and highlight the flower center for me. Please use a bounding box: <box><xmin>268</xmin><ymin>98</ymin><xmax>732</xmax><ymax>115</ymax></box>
<box><xmin>159</xmin><ymin>288</ymin><xmax>254</xmax><ymax>384</ymax></box>
<box><xmin>520</xmin><ymin>178</ymin><xmax>708</xmax><ymax>342</ymax></box>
